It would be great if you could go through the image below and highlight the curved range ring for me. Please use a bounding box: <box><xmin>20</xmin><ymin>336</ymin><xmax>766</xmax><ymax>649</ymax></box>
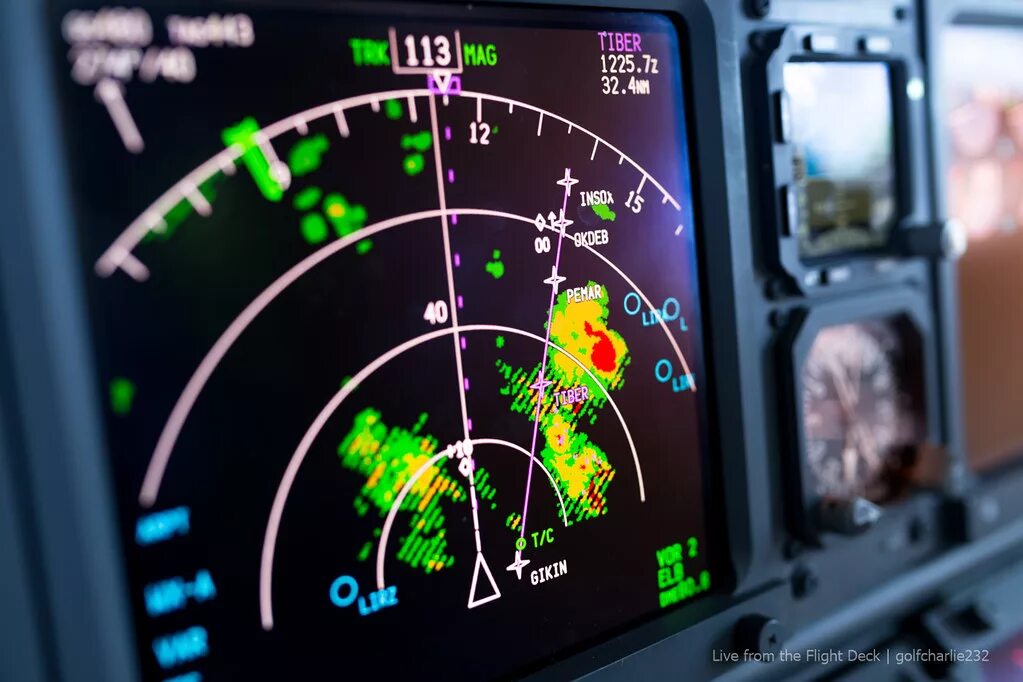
<box><xmin>138</xmin><ymin>209</ymin><xmax>694</xmax><ymax>508</ymax></box>
<box><xmin>258</xmin><ymin>322</ymin><xmax>642</xmax><ymax>630</ymax></box>
<box><xmin>372</xmin><ymin>437</ymin><xmax>569</xmax><ymax>593</ymax></box>
<box><xmin>96</xmin><ymin>88</ymin><xmax>682</xmax><ymax>278</ymax></box>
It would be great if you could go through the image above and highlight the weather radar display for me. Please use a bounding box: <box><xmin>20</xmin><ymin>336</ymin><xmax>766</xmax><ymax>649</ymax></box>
<box><xmin>53</xmin><ymin>4</ymin><xmax>716</xmax><ymax>679</ymax></box>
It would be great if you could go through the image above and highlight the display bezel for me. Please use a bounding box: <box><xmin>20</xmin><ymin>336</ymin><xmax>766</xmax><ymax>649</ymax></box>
<box><xmin>779</xmin><ymin>288</ymin><xmax>940</xmax><ymax>542</ymax></box>
<box><xmin>754</xmin><ymin>25</ymin><xmax>929</xmax><ymax>295</ymax></box>
<box><xmin>16</xmin><ymin>1</ymin><xmax>750</xmax><ymax>680</ymax></box>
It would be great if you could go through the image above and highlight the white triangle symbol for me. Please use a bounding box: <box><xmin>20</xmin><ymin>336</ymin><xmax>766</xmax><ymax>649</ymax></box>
<box><xmin>467</xmin><ymin>553</ymin><xmax>501</xmax><ymax>608</ymax></box>
<box><xmin>433</xmin><ymin>72</ymin><xmax>453</xmax><ymax>95</ymax></box>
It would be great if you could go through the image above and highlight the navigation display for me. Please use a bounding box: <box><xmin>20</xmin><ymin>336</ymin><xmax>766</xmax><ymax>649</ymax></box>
<box><xmin>51</xmin><ymin>4</ymin><xmax>715</xmax><ymax>679</ymax></box>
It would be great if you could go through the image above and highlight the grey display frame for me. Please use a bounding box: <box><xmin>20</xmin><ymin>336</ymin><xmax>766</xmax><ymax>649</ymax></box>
<box><xmin>780</xmin><ymin>287</ymin><xmax>942</xmax><ymax>543</ymax></box>
<box><xmin>751</xmin><ymin>24</ymin><xmax>933</xmax><ymax>296</ymax></box>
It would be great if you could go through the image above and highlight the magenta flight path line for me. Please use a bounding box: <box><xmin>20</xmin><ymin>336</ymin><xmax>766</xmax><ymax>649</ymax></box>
<box><xmin>511</xmin><ymin>168</ymin><xmax>573</xmax><ymax>577</ymax></box>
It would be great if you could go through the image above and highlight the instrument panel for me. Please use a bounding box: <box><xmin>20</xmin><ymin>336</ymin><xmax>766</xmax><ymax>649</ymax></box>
<box><xmin>6</xmin><ymin>0</ymin><xmax>1023</xmax><ymax>681</ymax></box>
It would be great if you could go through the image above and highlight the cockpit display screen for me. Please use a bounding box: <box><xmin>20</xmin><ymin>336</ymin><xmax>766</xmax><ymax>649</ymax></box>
<box><xmin>51</xmin><ymin>4</ymin><xmax>716</xmax><ymax>678</ymax></box>
<box><xmin>784</xmin><ymin>61</ymin><xmax>897</xmax><ymax>259</ymax></box>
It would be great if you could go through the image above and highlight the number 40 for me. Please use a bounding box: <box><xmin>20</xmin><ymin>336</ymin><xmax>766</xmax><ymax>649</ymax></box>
<box><xmin>423</xmin><ymin>300</ymin><xmax>449</xmax><ymax>325</ymax></box>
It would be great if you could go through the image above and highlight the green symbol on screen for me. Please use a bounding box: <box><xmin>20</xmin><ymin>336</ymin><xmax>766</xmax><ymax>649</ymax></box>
<box><xmin>293</xmin><ymin>186</ymin><xmax>323</xmax><ymax>211</ymax></box>
<box><xmin>400</xmin><ymin>131</ymin><xmax>432</xmax><ymax>177</ymax></box>
<box><xmin>384</xmin><ymin>99</ymin><xmax>404</xmax><ymax>120</ymax></box>
<box><xmin>403</xmin><ymin>154</ymin><xmax>425</xmax><ymax>176</ymax></box>
<box><xmin>288</xmin><ymin>134</ymin><xmax>330</xmax><ymax>178</ymax></box>
<box><xmin>222</xmin><ymin>116</ymin><xmax>287</xmax><ymax>202</ymax></box>
<box><xmin>109</xmin><ymin>378</ymin><xmax>136</xmax><ymax>416</ymax></box>
<box><xmin>592</xmin><ymin>204</ymin><xmax>616</xmax><ymax>222</ymax></box>
<box><xmin>295</xmin><ymin>188</ymin><xmax>369</xmax><ymax>250</ymax></box>
<box><xmin>485</xmin><ymin>250</ymin><xmax>505</xmax><ymax>279</ymax></box>
<box><xmin>323</xmin><ymin>193</ymin><xmax>368</xmax><ymax>237</ymax></box>
<box><xmin>300</xmin><ymin>213</ymin><xmax>329</xmax><ymax>245</ymax></box>
<box><xmin>401</xmin><ymin>131</ymin><xmax>432</xmax><ymax>152</ymax></box>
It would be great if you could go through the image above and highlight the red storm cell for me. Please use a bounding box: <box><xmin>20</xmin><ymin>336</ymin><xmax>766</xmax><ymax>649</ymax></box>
<box><xmin>584</xmin><ymin>321</ymin><xmax>617</xmax><ymax>373</ymax></box>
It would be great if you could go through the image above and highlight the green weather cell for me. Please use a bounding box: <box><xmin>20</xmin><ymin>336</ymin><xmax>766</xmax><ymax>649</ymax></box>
<box><xmin>541</xmin><ymin>413</ymin><xmax>615</xmax><ymax>522</ymax></box>
<box><xmin>485</xmin><ymin>249</ymin><xmax>505</xmax><ymax>279</ymax></box>
<box><xmin>400</xmin><ymin>130</ymin><xmax>432</xmax><ymax>177</ymax></box>
<box><xmin>496</xmin><ymin>282</ymin><xmax>629</xmax><ymax>523</ymax></box>
<box><xmin>293</xmin><ymin>187</ymin><xmax>327</xmax><ymax>244</ymax></box>
<box><xmin>591</xmin><ymin>203</ymin><xmax>617</xmax><ymax>222</ymax></box>
<box><xmin>402</xmin><ymin>154</ymin><xmax>425</xmax><ymax>176</ymax></box>
<box><xmin>283</xmin><ymin>132</ymin><xmax>373</xmax><ymax>249</ymax></box>
<box><xmin>338</xmin><ymin>408</ymin><xmax>462</xmax><ymax>574</ymax></box>
<box><xmin>142</xmin><ymin>173</ymin><xmax>225</xmax><ymax>244</ymax></box>
<box><xmin>293</xmin><ymin>186</ymin><xmax>323</xmax><ymax>211</ymax></box>
<box><xmin>221</xmin><ymin>116</ymin><xmax>290</xmax><ymax>202</ymax></box>
<box><xmin>287</xmin><ymin>134</ymin><xmax>330</xmax><ymax>178</ymax></box>
<box><xmin>224</xmin><ymin>116</ymin><xmax>377</xmax><ymax>250</ymax></box>
<box><xmin>299</xmin><ymin>213</ymin><xmax>329</xmax><ymax>245</ymax></box>
<box><xmin>549</xmin><ymin>281</ymin><xmax>630</xmax><ymax>391</ymax></box>
<box><xmin>323</xmin><ymin>193</ymin><xmax>368</xmax><ymax>238</ymax></box>
<box><xmin>292</xmin><ymin>186</ymin><xmax>370</xmax><ymax>251</ymax></box>
<box><xmin>109</xmin><ymin>377</ymin><xmax>137</xmax><ymax>416</ymax></box>
<box><xmin>384</xmin><ymin>98</ymin><xmax>404</xmax><ymax>120</ymax></box>
<box><xmin>401</xmin><ymin>131</ymin><xmax>432</xmax><ymax>151</ymax></box>
<box><xmin>337</xmin><ymin>408</ymin><xmax>500</xmax><ymax>574</ymax></box>
<box><xmin>356</xmin><ymin>540</ymin><xmax>374</xmax><ymax>562</ymax></box>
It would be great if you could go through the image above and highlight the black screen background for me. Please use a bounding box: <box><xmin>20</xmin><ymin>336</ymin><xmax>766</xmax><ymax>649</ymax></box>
<box><xmin>48</xmin><ymin>4</ymin><xmax>719</xmax><ymax>679</ymax></box>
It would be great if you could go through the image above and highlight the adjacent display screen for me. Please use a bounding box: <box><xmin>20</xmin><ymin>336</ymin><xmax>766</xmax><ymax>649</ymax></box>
<box><xmin>984</xmin><ymin>629</ymin><xmax>1023</xmax><ymax>681</ymax></box>
<box><xmin>50</xmin><ymin>4</ymin><xmax>716</xmax><ymax>679</ymax></box>
<box><xmin>800</xmin><ymin>318</ymin><xmax>923</xmax><ymax>504</ymax></box>
<box><xmin>945</xmin><ymin>27</ymin><xmax>1023</xmax><ymax>239</ymax></box>
<box><xmin>784</xmin><ymin>61</ymin><xmax>897</xmax><ymax>259</ymax></box>
<box><xmin>943</xmin><ymin>25</ymin><xmax>1023</xmax><ymax>472</ymax></box>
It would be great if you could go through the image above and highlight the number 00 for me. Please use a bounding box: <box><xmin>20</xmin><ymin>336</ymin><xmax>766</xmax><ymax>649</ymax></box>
<box><xmin>534</xmin><ymin>236</ymin><xmax>551</xmax><ymax>254</ymax></box>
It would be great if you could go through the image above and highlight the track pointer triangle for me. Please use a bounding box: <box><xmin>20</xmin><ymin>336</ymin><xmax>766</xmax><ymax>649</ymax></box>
<box><xmin>467</xmin><ymin>552</ymin><xmax>501</xmax><ymax>608</ymax></box>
